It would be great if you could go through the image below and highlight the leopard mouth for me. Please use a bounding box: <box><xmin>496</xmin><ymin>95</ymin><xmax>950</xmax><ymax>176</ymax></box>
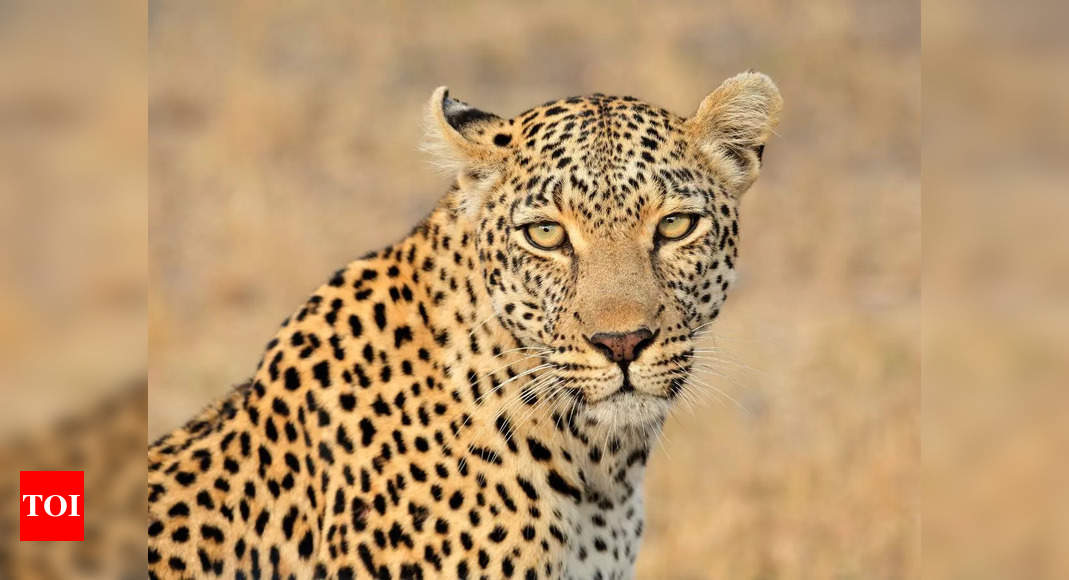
<box><xmin>554</xmin><ymin>362</ymin><xmax>677</xmax><ymax>424</ymax></box>
<box><xmin>579</xmin><ymin>367</ymin><xmax>673</xmax><ymax>429</ymax></box>
<box><xmin>601</xmin><ymin>387</ymin><xmax>666</xmax><ymax>405</ymax></box>
<box><xmin>602</xmin><ymin>365</ymin><xmax>668</xmax><ymax>402</ymax></box>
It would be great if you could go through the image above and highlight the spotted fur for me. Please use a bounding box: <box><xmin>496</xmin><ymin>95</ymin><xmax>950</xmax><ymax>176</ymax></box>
<box><xmin>148</xmin><ymin>72</ymin><xmax>782</xmax><ymax>580</ymax></box>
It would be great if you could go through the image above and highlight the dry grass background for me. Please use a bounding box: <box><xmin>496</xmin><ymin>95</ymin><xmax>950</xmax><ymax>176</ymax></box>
<box><xmin>0</xmin><ymin>1</ymin><xmax>145</xmax><ymax>437</ymax></box>
<box><xmin>148</xmin><ymin>1</ymin><xmax>919</xmax><ymax>577</ymax></box>
<box><xmin>922</xmin><ymin>1</ymin><xmax>1069</xmax><ymax>577</ymax></box>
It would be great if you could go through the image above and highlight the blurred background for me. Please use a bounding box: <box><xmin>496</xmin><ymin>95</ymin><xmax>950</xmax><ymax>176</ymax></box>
<box><xmin>0</xmin><ymin>1</ymin><xmax>146</xmax><ymax>577</ymax></box>
<box><xmin>2</xmin><ymin>0</ymin><xmax>1066</xmax><ymax>578</ymax></box>
<box><xmin>148</xmin><ymin>2</ymin><xmax>920</xmax><ymax>578</ymax></box>
<box><xmin>923</xmin><ymin>0</ymin><xmax>1069</xmax><ymax>577</ymax></box>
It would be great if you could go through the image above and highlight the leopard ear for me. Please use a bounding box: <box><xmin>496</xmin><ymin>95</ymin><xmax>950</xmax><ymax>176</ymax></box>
<box><xmin>686</xmin><ymin>72</ymin><xmax>783</xmax><ymax>196</ymax></box>
<box><xmin>422</xmin><ymin>86</ymin><xmax>509</xmax><ymax>175</ymax></box>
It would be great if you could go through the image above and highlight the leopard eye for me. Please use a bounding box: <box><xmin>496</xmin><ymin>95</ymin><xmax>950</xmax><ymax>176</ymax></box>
<box><xmin>524</xmin><ymin>222</ymin><xmax>567</xmax><ymax>250</ymax></box>
<box><xmin>656</xmin><ymin>213</ymin><xmax>698</xmax><ymax>241</ymax></box>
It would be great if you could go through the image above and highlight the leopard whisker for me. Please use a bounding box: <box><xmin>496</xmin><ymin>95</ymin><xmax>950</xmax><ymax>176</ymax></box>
<box><xmin>455</xmin><ymin>367</ymin><xmax>559</xmax><ymax>448</ymax></box>
<box><xmin>469</xmin><ymin>371</ymin><xmax>561</xmax><ymax>447</ymax></box>
<box><xmin>479</xmin><ymin>350</ymin><xmax>554</xmax><ymax>381</ymax></box>
<box><xmin>681</xmin><ymin>375</ymin><xmax>750</xmax><ymax>415</ymax></box>
<box><xmin>467</xmin><ymin>312</ymin><xmax>499</xmax><ymax>338</ymax></box>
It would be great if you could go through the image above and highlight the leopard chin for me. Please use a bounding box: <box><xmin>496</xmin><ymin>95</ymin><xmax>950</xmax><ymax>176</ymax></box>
<box><xmin>584</xmin><ymin>389</ymin><xmax>671</xmax><ymax>431</ymax></box>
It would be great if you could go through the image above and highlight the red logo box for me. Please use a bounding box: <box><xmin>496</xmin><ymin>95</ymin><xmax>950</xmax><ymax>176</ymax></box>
<box><xmin>19</xmin><ymin>471</ymin><xmax>84</xmax><ymax>541</ymax></box>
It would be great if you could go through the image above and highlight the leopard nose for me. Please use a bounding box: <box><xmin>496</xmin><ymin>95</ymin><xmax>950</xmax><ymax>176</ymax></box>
<box><xmin>586</xmin><ymin>328</ymin><xmax>656</xmax><ymax>363</ymax></box>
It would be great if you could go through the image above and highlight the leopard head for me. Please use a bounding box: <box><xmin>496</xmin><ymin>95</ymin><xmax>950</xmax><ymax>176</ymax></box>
<box><xmin>424</xmin><ymin>72</ymin><xmax>782</xmax><ymax>432</ymax></box>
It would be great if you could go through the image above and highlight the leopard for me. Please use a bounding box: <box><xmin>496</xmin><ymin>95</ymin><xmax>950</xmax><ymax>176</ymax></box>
<box><xmin>148</xmin><ymin>71</ymin><xmax>782</xmax><ymax>580</ymax></box>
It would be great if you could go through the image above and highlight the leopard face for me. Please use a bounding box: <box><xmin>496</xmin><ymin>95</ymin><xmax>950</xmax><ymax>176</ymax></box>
<box><xmin>427</xmin><ymin>73</ymin><xmax>782</xmax><ymax>433</ymax></box>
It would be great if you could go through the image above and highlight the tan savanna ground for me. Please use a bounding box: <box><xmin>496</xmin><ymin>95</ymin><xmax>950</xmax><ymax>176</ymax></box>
<box><xmin>148</xmin><ymin>2</ymin><xmax>920</xmax><ymax>577</ymax></box>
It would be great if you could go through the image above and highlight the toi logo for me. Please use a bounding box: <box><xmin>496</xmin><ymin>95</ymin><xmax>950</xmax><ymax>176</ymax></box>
<box><xmin>19</xmin><ymin>471</ymin><xmax>84</xmax><ymax>541</ymax></box>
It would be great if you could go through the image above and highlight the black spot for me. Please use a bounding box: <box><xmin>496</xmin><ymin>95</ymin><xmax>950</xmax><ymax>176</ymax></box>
<box><xmin>201</xmin><ymin>524</ymin><xmax>224</xmax><ymax>543</ymax></box>
<box><xmin>298</xmin><ymin>531</ymin><xmax>314</xmax><ymax>559</ymax></box>
<box><xmin>312</xmin><ymin>360</ymin><xmax>331</xmax><ymax>388</ymax></box>
<box><xmin>516</xmin><ymin>476</ymin><xmax>539</xmax><ymax>500</ymax></box>
<box><xmin>488</xmin><ymin>525</ymin><xmax>508</xmax><ymax>542</ymax></box>
<box><xmin>526</xmin><ymin>438</ymin><xmax>552</xmax><ymax>461</ymax></box>
<box><xmin>196</xmin><ymin>490</ymin><xmax>214</xmax><ymax>509</ymax></box>
<box><xmin>337</xmin><ymin>424</ymin><xmax>355</xmax><ymax>453</ymax></box>
<box><xmin>171</xmin><ymin>526</ymin><xmax>189</xmax><ymax>542</ymax></box>
<box><xmin>547</xmin><ymin>470</ymin><xmax>582</xmax><ymax>503</ymax></box>
<box><xmin>394</xmin><ymin>325</ymin><xmax>413</xmax><ymax>348</ymax></box>
<box><xmin>351</xmin><ymin>497</ymin><xmax>368</xmax><ymax>531</ymax></box>
<box><xmin>467</xmin><ymin>444</ymin><xmax>502</xmax><ymax>465</ymax></box>
<box><xmin>348</xmin><ymin>315</ymin><xmax>364</xmax><ymax>338</ymax></box>
<box><xmin>359</xmin><ymin>418</ymin><xmax>377</xmax><ymax>446</ymax></box>
<box><xmin>373</xmin><ymin>303</ymin><xmax>387</xmax><ymax>330</ymax></box>
<box><xmin>372</xmin><ymin>395</ymin><xmax>392</xmax><ymax>416</ymax></box>
<box><xmin>284</xmin><ymin>367</ymin><xmax>301</xmax><ymax>390</ymax></box>
<box><xmin>286</xmin><ymin>452</ymin><xmax>302</xmax><ymax>473</ymax></box>
<box><xmin>493</xmin><ymin>133</ymin><xmax>512</xmax><ymax>146</ymax></box>
<box><xmin>254</xmin><ymin>510</ymin><xmax>270</xmax><ymax>536</ymax></box>
<box><xmin>548</xmin><ymin>525</ymin><xmax>566</xmax><ymax>544</ymax></box>
<box><xmin>258</xmin><ymin>445</ymin><xmax>272</xmax><ymax>467</ymax></box>
<box><xmin>318</xmin><ymin>441</ymin><xmax>335</xmax><ymax>464</ymax></box>
<box><xmin>495</xmin><ymin>483</ymin><xmax>517</xmax><ymax>512</ymax></box>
